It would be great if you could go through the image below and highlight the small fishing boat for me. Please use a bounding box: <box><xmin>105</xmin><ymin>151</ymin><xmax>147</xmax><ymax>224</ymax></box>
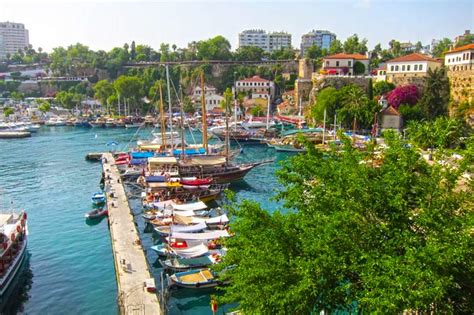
<box><xmin>161</xmin><ymin>253</ymin><xmax>223</xmax><ymax>271</ymax></box>
<box><xmin>84</xmin><ymin>208</ymin><xmax>108</xmax><ymax>219</ymax></box>
<box><xmin>168</xmin><ymin>268</ymin><xmax>226</xmax><ymax>289</ymax></box>
<box><xmin>91</xmin><ymin>192</ymin><xmax>106</xmax><ymax>205</ymax></box>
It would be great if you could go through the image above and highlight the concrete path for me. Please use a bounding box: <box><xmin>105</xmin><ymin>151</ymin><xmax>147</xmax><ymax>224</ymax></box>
<box><xmin>102</xmin><ymin>153</ymin><xmax>161</xmax><ymax>315</ymax></box>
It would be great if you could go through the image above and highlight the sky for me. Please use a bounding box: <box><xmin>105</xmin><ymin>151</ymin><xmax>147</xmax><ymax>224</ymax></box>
<box><xmin>1</xmin><ymin>0</ymin><xmax>473</xmax><ymax>52</ymax></box>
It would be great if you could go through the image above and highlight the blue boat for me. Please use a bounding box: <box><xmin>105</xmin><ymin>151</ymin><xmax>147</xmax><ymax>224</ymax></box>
<box><xmin>91</xmin><ymin>192</ymin><xmax>106</xmax><ymax>205</ymax></box>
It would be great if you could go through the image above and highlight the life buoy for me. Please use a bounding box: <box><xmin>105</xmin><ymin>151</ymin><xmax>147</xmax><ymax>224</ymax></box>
<box><xmin>16</xmin><ymin>225</ymin><xmax>21</xmax><ymax>233</ymax></box>
<box><xmin>11</xmin><ymin>233</ymin><xmax>15</xmax><ymax>242</ymax></box>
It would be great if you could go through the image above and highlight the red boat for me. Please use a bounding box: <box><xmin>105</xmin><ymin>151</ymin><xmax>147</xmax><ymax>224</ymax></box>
<box><xmin>180</xmin><ymin>177</ymin><xmax>213</xmax><ymax>186</ymax></box>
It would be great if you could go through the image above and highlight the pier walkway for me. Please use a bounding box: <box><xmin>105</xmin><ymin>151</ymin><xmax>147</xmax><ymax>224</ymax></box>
<box><xmin>102</xmin><ymin>153</ymin><xmax>161</xmax><ymax>315</ymax></box>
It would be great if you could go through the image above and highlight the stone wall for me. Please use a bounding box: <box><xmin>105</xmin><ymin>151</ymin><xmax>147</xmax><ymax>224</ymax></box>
<box><xmin>386</xmin><ymin>73</ymin><xmax>426</xmax><ymax>91</ymax></box>
<box><xmin>447</xmin><ymin>69</ymin><xmax>474</xmax><ymax>104</ymax></box>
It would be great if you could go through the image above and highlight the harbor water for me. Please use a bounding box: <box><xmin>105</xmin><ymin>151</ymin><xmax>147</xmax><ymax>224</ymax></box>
<box><xmin>0</xmin><ymin>126</ymin><xmax>286</xmax><ymax>314</ymax></box>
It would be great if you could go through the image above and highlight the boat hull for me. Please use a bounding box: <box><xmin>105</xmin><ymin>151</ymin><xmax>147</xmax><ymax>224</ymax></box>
<box><xmin>0</xmin><ymin>234</ymin><xmax>28</xmax><ymax>299</ymax></box>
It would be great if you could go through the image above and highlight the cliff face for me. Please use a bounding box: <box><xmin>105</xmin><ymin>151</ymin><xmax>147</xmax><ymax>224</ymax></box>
<box><xmin>448</xmin><ymin>69</ymin><xmax>474</xmax><ymax>104</ymax></box>
<box><xmin>309</xmin><ymin>76</ymin><xmax>371</xmax><ymax>104</ymax></box>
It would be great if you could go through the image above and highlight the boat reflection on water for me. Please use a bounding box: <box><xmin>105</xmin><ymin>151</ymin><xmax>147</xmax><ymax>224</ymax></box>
<box><xmin>0</xmin><ymin>252</ymin><xmax>32</xmax><ymax>314</ymax></box>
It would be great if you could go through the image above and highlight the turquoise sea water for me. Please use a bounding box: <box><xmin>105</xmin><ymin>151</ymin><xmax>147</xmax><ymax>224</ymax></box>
<box><xmin>0</xmin><ymin>126</ymin><xmax>287</xmax><ymax>314</ymax></box>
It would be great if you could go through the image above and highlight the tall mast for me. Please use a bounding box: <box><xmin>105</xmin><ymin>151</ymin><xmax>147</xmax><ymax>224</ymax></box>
<box><xmin>179</xmin><ymin>83</ymin><xmax>186</xmax><ymax>159</ymax></box>
<box><xmin>266</xmin><ymin>94</ymin><xmax>271</xmax><ymax>130</ymax></box>
<box><xmin>200</xmin><ymin>71</ymin><xmax>208</xmax><ymax>154</ymax></box>
<box><xmin>159</xmin><ymin>82</ymin><xmax>167</xmax><ymax>151</ymax></box>
<box><xmin>225</xmin><ymin>97</ymin><xmax>229</xmax><ymax>162</ymax></box>
<box><xmin>165</xmin><ymin>64</ymin><xmax>173</xmax><ymax>149</ymax></box>
<box><xmin>322</xmin><ymin>108</ymin><xmax>326</xmax><ymax>144</ymax></box>
<box><xmin>333</xmin><ymin>114</ymin><xmax>337</xmax><ymax>140</ymax></box>
<box><xmin>118</xmin><ymin>94</ymin><xmax>121</xmax><ymax>116</ymax></box>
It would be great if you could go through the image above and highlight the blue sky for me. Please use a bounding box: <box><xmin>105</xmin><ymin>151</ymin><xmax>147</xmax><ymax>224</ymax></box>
<box><xmin>1</xmin><ymin>0</ymin><xmax>473</xmax><ymax>52</ymax></box>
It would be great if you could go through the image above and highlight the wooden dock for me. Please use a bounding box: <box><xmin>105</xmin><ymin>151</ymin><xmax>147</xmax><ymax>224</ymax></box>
<box><xmin>102</xmin><ymin>153</ymin><xmax>161</xmax><ymax>315</ymax></box>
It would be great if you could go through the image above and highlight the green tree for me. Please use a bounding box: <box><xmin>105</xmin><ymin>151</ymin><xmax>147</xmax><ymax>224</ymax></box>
<box><xmin>234</xmin><ymin>46</ymin><xmax>265</xmax><ymax>61</ymax></box>
<box><xmin>406</xmin><ymin>117</ymin><xmax>470</xmax><ymax>149</ymax></box>
<box><xmin>343</xmin><ymin>34</ymin><xmax>368</xmax><ymax>54</ymax></box>
<box><xmin>55</xmin><ymin>91</ymin><xmax>76</xmax><ymax>109</ymax></box>
<box><xmin>432</xmin><ymin>38</ymin><xmax>453</xmax><ymax>57</ymax></box>
<box><xmin>353</xmin><ymin>61</ymin><xmax>366</xmax><ymax>75</ymax></box>
<box><xmin>130</xmin><ymin>41</ymin><xmax>136</xmax><ymax>60</ymax></box>
<box><xmin>418</xmin><ymin>67</ymin><xmax>450</xmax><ymax>119</ymax></box>
<box><xmin>373</xmin><ymin>81</ymin><xmax>395</xmax><ymax>96</ymax></box>
<box><xmin>329</xmin><ymin>39</ymin><xmax>343</xmax><ymax>54</ymax></box>
<box><xmin>93</xmin><ymin>80</ymin><xmax>115</xmax><ymax>106</ymax></box>
<box><xmin>113</xmin><ymin>75</ymin><xmax>144</xmax><ymax>112</ymax></box>
<box><xmin>389</xmin><ymin>39</ymin><xmax>402</xmax><ymax>57</ymax></box>
<box><xmin>250</xmin><ymin>105</ymin><xmax>264</xmax><ymax>117</ymax></box>
<box><xmin>3</xmin><ymin>107</ymin><xmax>14</xmax><ymax>117</ymax></box>
<box><xmin>398</xmin><ymin>104</ymin><xmax>423</xmax><ymax>122</ymax></box>
<box><xmin>196</xmin><ymin>36</ymin><xmax>232</xmax><ymax>60</ymax></box>
<box><xmin>270</xmin><ymin>47</ymin><xmax>295</xmax><ymax>60</ymax></box>
<box><xmin>415</xmin><ymin>41</ymin><xmax>423</xmax><ymax>52</ymax></box>
<box><xmin>305</xmin><ymin>44</ymin><xmax>322</xmax><ymax>59</ymax></box>
<box><xmin>10</xmin><ymin>91</ymin><xmax>24</xmax><ymax>102</ymax></box>
<box><xmin>311</xmin><ymin>87</ymin><xmax>341</xmax><ymax>122</ymax></box>
<box><xmin>38</xmin><ymin>100</ymin><xmax>51</xmax><ymax>113</ymax></box>
<box><xmin>455</xmin><ymin>34</ymin><xmax>474</xmax><ymax>47</ymax></box>
<box><xmin>338</xmin><ymin>85</ymin><xmax>377</xmax><ymax>129</ymax></box>
<box><xmin>218</xmin><ymin>133</ymin><xmax>474</xmax><ymax>314</ymax></box>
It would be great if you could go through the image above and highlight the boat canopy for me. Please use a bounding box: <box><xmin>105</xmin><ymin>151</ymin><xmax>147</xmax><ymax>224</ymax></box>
<box><xmin>174</xmin><ymin>214</ymin><xmax>229</xmax><ymax>225</ymax></box>
<box><xmin>173</xmin><ymin>201</ymin><xmax>207</xmax><ymax>211</ymax></box>
<box><xmin>180</xmin><ymin>156</ymin><xmax>226</xmax><ymax>166</ymax></box>
<box><xmin>145</xmin><ymin>175</ymin><xmax>167</xmax><ymax>183</ymax></box>
<box><xmin>130</xmin><ymin>158</ymin><xmax>147</xmax><ymax>165</ymax></box>
<box><xmin>172</xmin><ymin>230</ymin><xmax>230</xmax><ymax>240</ymax></box>
<box><xmin>156</xmin><ymin>222</ymin><xmax>207</xmax><ymax>234</ymax></box>
<box><xmin>149</xmin><ymin>156</ymin><xmax>178</xmax><ymax>165</ymax></box>
<box><xmin>172</xmin><ymin>243</ymin><xmax>209</xmax><ymax>259</ymax></box>
<box><xmin>139</xmin><ymin>144</ymin><xmax>163</xmax><ymax>151</ymax></box>
<box><xmin>131</xmin><ymin>151</ymin><xmax>154</xmax><ymax>159</ymax></box>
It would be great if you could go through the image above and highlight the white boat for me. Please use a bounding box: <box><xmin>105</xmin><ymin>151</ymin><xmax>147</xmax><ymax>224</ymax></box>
<box><xmin>0</xmin><ymin>210</ymin><xmax>28</xmax><ymax>298</ymax></box>
<box><xmin>154</xmin><ymin>222</ymin><xmax>207</xmax><ymax>237</ymax></box>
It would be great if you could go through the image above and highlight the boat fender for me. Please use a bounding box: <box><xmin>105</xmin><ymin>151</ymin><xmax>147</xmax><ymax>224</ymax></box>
<box><xmin>10</xmin><ymin>233</ymin><xmax>15</xmax><ymax>242</ymax></box>
<box><xmin>16</xmin><ymin>225</ymin><xmax>21</xmax><ymax>233</ymax></box>
<box><xmin>195</xmin><ymin>282</ymin><xmax>201</xmax><ymax>288</ymax></box>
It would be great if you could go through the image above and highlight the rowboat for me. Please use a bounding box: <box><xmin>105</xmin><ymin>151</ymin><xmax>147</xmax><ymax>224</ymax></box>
<box><xmin>91</xmin><ymin>192</ymin><xmax>106</xmax><ymax>205</ymax></box>
<box><xmin>161</xmin><ymin>253</ymin><xmax>222</xmax><ymax>271</ymax></box>
<box><xmin>168</xmin><ymin>268</ymin><xmax>226</xmax><ymax>289</ymax></box>
<box><xmin>85</xmin><ymin>208</ymin><xmax>108</xmax><ymax>219</ymax></box>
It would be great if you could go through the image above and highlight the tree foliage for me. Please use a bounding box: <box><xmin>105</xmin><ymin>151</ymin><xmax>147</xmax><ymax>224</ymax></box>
<box><xmin>329</xmin><ymin>39</ymin><xmax>343</xmax><ymax>55</ymax></box>
<box><xmin>196</xmin><ymin>36</ymin><xmax>232</xmax><ymax>60</ymax></box>
<box><xmin>353</xmin><ymin>61</ymin><xmax>365</xmax><ymax>75</ymax></box>
<box><xmin>219</xmin><ymin>133</ymin><xmax>474</xmax><ymax>314</ymax></box>
<box><xmin>343</xmin><ymin>34</ymin><xmax>368</xmax><ymax>54</ymax></box>
<box><xmin>418</xmin><ymin>67</ymin><xmax>450</xmax><ymax>119</ymax></box>
<box><xmin>432</xmin><ymin>38</ymin><xmax>453</xmax><ymax>57</ymax></box>
<box><xmin>311</xmin><ymin>87</ymin><xmax>341</xmax><ymax>122</ymax></box>
<box><xmin>373</xmin><ymin>81</ymin><xmax>395</xmax><ymax>97</ymax></box>
<box><xmin>3</xmin><ymin>107</ymin><xmax>14</xmax><ymax>117</ymax></box>
<box><xmin>406</xmin><ymin>117</ymin><xmax>471</xmax><ymax>149</ymax></box>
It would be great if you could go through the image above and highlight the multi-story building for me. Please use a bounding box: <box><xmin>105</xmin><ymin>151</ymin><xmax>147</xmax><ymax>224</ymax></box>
<box><xmin>321</xmin><ymin>53</ymin><xmax>370</xmax><ymax>75</ymax></box>
<box><xmin>455</xmin><ymin>30</ymin><xmax>472</xmax><ymax>45</ymax></box>
<box><xmin>300</xmin><ymin>30</ymin><xmax>336</xmax><ymax>56</ymax></box>
<box><xmin>385</xmin><ymin>53</ymin><xmax>441</xmax><ymax>82</ymax></box>
<box><xmin>444</xmin><ymin>43</ymin><xmax>474</xmax><ymax>71</ymax></box>
<box><xmin>235</xmin><ymin>75</ymin><xmax>275</xmax><ymax>99</ymax></box>
<box><xmin>0</xmin><ymin>22</ymin><xmax>29</xmax><ymax>60</ymax></box>
<box><xmin>238</xmin><ymin>29</ymin><xmax>291</xmax><ymax>53</ymax></box>
<box><xmin>191</xmin><ymin>85</ymin><xmax>223</xmax><ymax>112</ymax></box>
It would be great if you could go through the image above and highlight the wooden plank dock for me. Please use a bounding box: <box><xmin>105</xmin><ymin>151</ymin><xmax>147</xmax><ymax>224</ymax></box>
<box><xmin>102</xmin><ymin>153</ymin><xmax>161</xmax><ymax>315</ymax></box>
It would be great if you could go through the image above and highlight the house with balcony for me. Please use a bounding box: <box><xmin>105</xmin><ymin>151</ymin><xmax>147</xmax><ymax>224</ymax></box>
<box><xmin>321</xmin><ymin>53</ymin><xmax>370</xmax><ymax>75</ymax></box>
<box><xmin>235</xmin><ymin>75</ymin><xmax>275</xmax><ymax>99</ymax></box>
<box><xmin>444</xmin><ymin>43</ymin><xmax>474</xmax><ymax>71</ymax></box>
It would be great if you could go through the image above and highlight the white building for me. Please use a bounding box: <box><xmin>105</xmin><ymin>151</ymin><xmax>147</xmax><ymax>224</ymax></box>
<box><xmin>300</xmin><ymin>30</ymin><xmax>336</xmax><ymax>56</ymax></box>
<box><xmin>238</xmin><ymin>29</ymin><xmax>291</xmax><ymax>53</ymax></box>
<box><xmin>0</xmin><ymin>22</ymin><xmax>30</xmax><ymax>60</ymax></box>
<box><xmin>321</xmin><ymin>53</ymin><xmax>370</xmax><ymax>75</ymax></box>
<box><xmin>386</xmin><ymin>53</ymin><xmax>441</xmax><ymax>81</ymax></box>
<box><xmin>235</xmin><ymin>75</ymin><xmax>275</xmax><ymax>99</ymax></box>
<box><xmin>191</xmin><ymin>85</ymin><xmax>223</xmax><ymax>112</ymax></box>
<box><xmin>444</xmin><ymin>43</ymin><xmax>474</xmax><ymax>71</ymax></box>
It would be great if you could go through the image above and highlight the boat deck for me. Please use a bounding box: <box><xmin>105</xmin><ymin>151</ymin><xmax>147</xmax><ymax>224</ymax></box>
<box><xmin>179</xmin><ymin>269</ymin><xmax>214</xmax><ymax>283</ymax></box>
<box><xmin>102</xmin><ymin>153</ymin><xmax>161</xmax><ymax>315</ymax></box>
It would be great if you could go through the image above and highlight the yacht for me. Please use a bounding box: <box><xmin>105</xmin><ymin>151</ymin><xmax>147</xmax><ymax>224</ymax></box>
<box><xmin>0</xmin><ymin>210</ymin><xmax>28</xmax><ymax>299</ymax></box>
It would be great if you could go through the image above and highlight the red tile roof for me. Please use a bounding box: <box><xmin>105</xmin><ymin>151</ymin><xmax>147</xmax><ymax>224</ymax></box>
<box><xmin>387</xmin><ymin>53</ymin><xmax>440</xmax><ymax>63</ymax></box>
<box><xmin>381</xmin><ymin>105</ymin><xmax>400</xmax><ymax>116</ymax></box>
<box><xmin>324</xmin><ymin>53</ymin><xmax>368</xmax><ymax>60</ymax></box>
<box><xmin>238</xmin><ymin>75</ymin><xmax>269</xmax><ymax>83</ymax></box>
<box><xmin>445</xmin><ymin>43</ymin><xmax>474</xmax><ymax>54</ymax></box>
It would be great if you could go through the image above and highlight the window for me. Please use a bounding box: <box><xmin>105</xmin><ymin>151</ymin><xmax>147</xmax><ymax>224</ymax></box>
<box><xmin>395</xmin><ymin>65</ymin><xmax>399</xmax><ymax>71</ymax></box>
<box><xmin>336</xmin><ymin>61</ymin><xmax>339</xmax><ymax>66</ymax></box>
<box><xmin>325</xmin><ymin>61</ymin><xmax>329</xmax><ymax>66</ymax></box>
<box><xmin>348</xmin><ymin>61</ymin><xmax>352</xmax><ymax>67</ymax></box>
<box><xmin>407</xmin><ymin>65</ymin><xmax>410</xmax><ymax>71</ymax></box>
<box><xmin>414</xmin><ymin>65</ymin><xmax>418</xmax><ymax>71</ymax></box>
<box><xmin>402</xmin><ymin>65</ymin><xmax>405</xmax><ymax>71</ymax></box>
<box><xmin>418</xmin><ymin>64</ymin><xmax>423</xmax><ymax>71</ymax></box>
<box><xmin>391</xmin><ymin>65</ymin><xmax>394</xmax><ymax>71</ymax></box>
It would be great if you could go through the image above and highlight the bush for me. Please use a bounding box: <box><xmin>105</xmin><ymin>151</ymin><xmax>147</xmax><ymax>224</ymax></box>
<box><xmin>353</xmin><ymin>61</ymin><xmax>366</xmax><ymax>75</ymax></box>
<box><xmin>387</xmin><ymin>84</ymin><xmax>419</xmax><ymax>109</ymax></box>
